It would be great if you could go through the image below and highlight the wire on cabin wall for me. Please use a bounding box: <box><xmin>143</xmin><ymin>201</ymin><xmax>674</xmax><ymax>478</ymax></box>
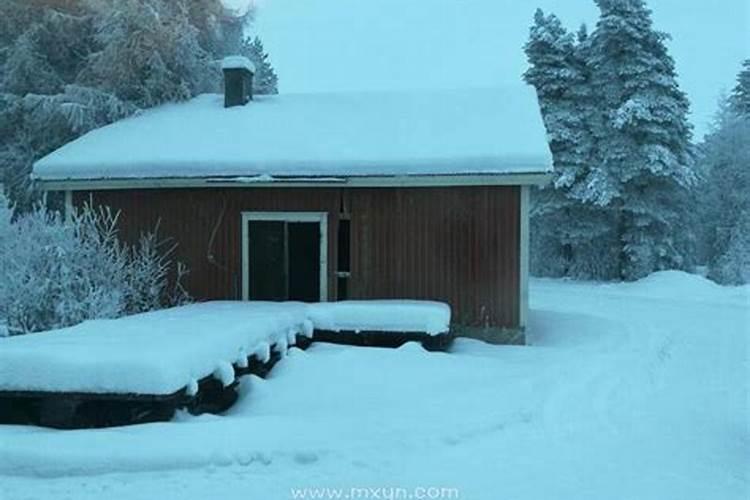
<box><xmin>207</xmin><ymin>195</ymin><xmax>228</xmax><ymax>272</ymax></box>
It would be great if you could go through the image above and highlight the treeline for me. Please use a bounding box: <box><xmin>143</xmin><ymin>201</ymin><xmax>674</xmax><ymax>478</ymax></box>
<box><xmin>524</xmin><ymin>0</ymin><xmax>748</xmax><ymax>284</ymax></box>
<box><xmin>697</xmin><ymin>62</ymin><xmax>749</xmax><ymax>285</ymax></box>
<box><xmin>0</xmin><ymin>0</ymin><xmax>278</xmax><ymax>209</ymax></box>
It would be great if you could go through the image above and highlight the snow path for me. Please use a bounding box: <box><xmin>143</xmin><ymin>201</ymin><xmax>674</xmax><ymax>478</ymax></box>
<box><xmin>1</xmin><ymin>272</ymin><xmax>747</xmax><ymax>500</ymax></box>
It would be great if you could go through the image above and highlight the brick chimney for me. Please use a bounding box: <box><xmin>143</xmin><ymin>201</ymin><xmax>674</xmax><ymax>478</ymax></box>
<box><xmin>222</xmin><ymin>56</ymin><xmax>255</xmax><ymax>108</ymax></box>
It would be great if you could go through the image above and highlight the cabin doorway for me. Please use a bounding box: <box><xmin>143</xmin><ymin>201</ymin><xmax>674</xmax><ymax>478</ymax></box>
<box><xmin>241</xmin><ymin>212</ymin><xmax>328</xmax><ymax>302</ymax></box>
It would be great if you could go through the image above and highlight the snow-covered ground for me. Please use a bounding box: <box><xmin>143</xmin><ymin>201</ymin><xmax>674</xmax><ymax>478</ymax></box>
<box><xmin>0</xmin><ymin>272</ymin><xmax>747</xmax><ymax>500</ymax></box>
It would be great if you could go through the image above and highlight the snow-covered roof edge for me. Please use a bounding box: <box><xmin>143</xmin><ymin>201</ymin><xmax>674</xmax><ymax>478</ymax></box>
<box><xmin>222</xmin><ymin>56</ymin><xmax>255</xmax><ymax>73</ymax></box>
<box><xmin>34</xmin><ymin>172</ymin><xmax>552</xmax><ymax>191</ymax></box>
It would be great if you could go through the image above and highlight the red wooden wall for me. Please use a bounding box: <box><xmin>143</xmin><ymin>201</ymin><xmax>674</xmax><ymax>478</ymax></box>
<box><xmin>76</xmin><ymin>186</ymin><xmax>520</xmax><ymax>329</ymax></box>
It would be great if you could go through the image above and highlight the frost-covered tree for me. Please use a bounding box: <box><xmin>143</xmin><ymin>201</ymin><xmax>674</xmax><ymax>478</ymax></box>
<box><xmin>730</xmin><ymin>59</ymin><xmax>750</xmax><ymax>116</ymax></box>
<box><xmin>524</xmin><ymin>11</ymin><xmax>619</xmax><ymax>278</ymax></box>
<box><xmin>0</xmin><ymin>194</ymin><xmax>12</xmax><ymax>336</ymax></box>
<box><xmin>0</xmin><ymin>0</ymin><xmax>275</xmax><ymax>207</ymax></box>
<box><xmin>188</xmin><ymin>0</ymin><xmax>254</xmax><ymax>58</ymax></box>
<box><xmin>240</xmin><ymin>36</ymin><xmax>279</xmax><ymax>95</ymax></box>
<box><xmin>583</xmin><ymin>0</ymin><xmax>696</xmax><ymax>280</ymax></box>
<box><xmin>1</xmin><ymin>87</ymin><xmax>134</xmax><ymax>211</ymax></box>
<box><xmin>699</xmin><ymin>105</ymin><xmax>750</xmax><ymax>285</ymax></box>
<box><xmin>80</xmin><ymin>0</ymin><xmax>217</xmax><ymax>108</ymax></box>
<box><xmin>1</xmin><ymin>2</ymin><xmax>91</xmax><ymax>95</ymax></box>
<box><xmin>2</xmin><ymin>27</ymin><xmax>64</xmax><ymax>95</ymax></box>
<box><xmin>0</xmin><ymin>0</ymin><xmax>275</xmax><ymax>332</ymax></box>
<box><xmin>523</xmin><ymin>0</ymin><xmax>697</xmax><ymax>280</ymax></box>
<box><xmin>712</xmin><ymin>213</ymin><xmax>750</xmax><ymax>285</ymax></box>
<box><xmin>524</xmin><ymin>12</ymin><xmax>590</xmax><ymax>194</ymax></box>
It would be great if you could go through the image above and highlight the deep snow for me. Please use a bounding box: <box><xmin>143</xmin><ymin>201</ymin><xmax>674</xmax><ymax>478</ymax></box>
<box><xmin>0</xmin><ymin>272</ymin><xmax>747</xmax><ymax>500</ymax></box>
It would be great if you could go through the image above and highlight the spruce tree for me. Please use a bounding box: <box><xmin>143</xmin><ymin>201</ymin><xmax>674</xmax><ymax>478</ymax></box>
<box><xmin>730</xmin><ymin>59</ymin><xmax>750</xmax><ymax>116</ymax></box>
<box><xmin>701</xmin><ymin>100</ymin><xmax>750</xmax><ymax>285</ymax></box>
<box><xmin>523</xmin><ymin>10</ymin><xmax>618</xmax><ymax>278</ymax></box>
<box><xmin>585</xmin><ymin>0</ymin><xmax>696</xmax><ymax>279</ymax></box>
<box><xmin>241</xmin><ymin>36</ymin><xmax>279</xmax><ymax>95</ymax></box>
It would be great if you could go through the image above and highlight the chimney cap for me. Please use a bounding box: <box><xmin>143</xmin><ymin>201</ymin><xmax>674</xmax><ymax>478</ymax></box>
<box><xmin>221</xmin><ymin>56</ymin><xmax>255</xmax><ymax>74</ymax></box>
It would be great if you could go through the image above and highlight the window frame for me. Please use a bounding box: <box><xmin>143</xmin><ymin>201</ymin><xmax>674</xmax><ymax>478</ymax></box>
<box><xmin>241</xmin><ymin>212</ymin><xmax>328</xmax><ymax>302</ymax></box>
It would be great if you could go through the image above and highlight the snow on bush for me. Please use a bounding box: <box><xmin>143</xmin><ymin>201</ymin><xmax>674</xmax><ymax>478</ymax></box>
<box><xmin>0</xmin><ymin>194</ymin><xmax>189</xmax><ymax>335</ymax></box>
<box><xmin>123</xmin><ymin>227</ymin><xmax>190</xmax><ymax>315</ymax></box>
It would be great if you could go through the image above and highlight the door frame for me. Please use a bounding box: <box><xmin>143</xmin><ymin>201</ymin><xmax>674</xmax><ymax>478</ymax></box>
<box><xmin>241</xmin><ymin>211</ymin><xmax>328</xmax><ymax>302</ymax></box>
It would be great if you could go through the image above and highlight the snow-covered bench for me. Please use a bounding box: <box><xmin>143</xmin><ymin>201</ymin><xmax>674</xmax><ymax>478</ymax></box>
<box><xmin>307</xmin><ymin>300</ymin><xmax>452</xmax><ymax>351</ymax></box>
<box><xmin>0</xmin><ymin>302</ymin><xmax>313</xmax><ymax>427</ymax></box>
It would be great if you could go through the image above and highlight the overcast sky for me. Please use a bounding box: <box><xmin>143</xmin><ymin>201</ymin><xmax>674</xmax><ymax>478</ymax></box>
<box><xmin>254</xmin><ymin>0</ymin><xmax>749</xmax><ymax>138</ymax></box>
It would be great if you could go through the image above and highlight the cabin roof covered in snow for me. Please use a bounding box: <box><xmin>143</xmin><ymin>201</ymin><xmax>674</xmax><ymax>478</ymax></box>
<box><xmin>221</xmin><ymin>56</ymin><xmax>255</xmax><ymax>73</ymax></box>
<box><xmin>32</xmin><ymin>87</ymin><xmax>552</xmax><ymax>187</ymax></box>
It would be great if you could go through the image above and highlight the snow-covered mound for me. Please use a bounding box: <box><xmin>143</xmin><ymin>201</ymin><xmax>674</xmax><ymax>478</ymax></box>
<box><xmin>534</xmin><ymin>270</ymin><xmax>749</xmax><ymax>307</ymax></box>
<box><xmin>0</xmin><ymin>302</ymin><xmax>310</xmax><ymax>395</ymax></box>
<box><xmin>307</xmin><ymin>300</ymin><xmax>451</xmax><ymax>335</ymax></box>
<box><xmin>625</xmin><ymin>270</ymin><xmax>749</xmax><ymax>301</ymax></box>
<box><xmin>571</xmin><ymin>270</ymin><xmax>750</xmax><ymax>307</ymax></box>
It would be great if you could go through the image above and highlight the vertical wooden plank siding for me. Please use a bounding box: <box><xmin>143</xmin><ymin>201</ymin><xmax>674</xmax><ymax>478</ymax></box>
<box><xmin>77</xmin><ymin>188</ymin><xmax>341</xmax><ymax>302</ymax></box>
<box><xmin>348</xmin><ymin>186</ymin><xmax>519</xmax><ymax>328</ymax></box>
<box><xmin>76</xmin><ymin>185</ymin><xmax>520</xmax><ymax>329</ymax></box>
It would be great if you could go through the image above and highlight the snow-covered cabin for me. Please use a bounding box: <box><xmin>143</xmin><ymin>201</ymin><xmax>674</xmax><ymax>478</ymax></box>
<box><xmin>33</xmin><ymin>58</ymin><xmax>552</xmax><ymax>343</ymax></box>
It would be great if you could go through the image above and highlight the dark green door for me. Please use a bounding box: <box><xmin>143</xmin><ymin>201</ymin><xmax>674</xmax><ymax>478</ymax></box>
<box><xmin>247</xmin><ymin>220</ymin><xmax>321</xmax><ymax>302</ymax></box>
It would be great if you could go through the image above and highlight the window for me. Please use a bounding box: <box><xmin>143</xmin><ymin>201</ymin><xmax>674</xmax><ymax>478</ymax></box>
<box><xmin>241</xmin><ymin>212</ymin><xmax>328</xmax><ymax>302</ymax></box>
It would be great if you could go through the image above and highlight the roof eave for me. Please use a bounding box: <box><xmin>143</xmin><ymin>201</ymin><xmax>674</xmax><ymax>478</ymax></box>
<box><xmin>35</xmin><ymin>172</ymin><xmax>553</xmax><ymax>191</ymax></box>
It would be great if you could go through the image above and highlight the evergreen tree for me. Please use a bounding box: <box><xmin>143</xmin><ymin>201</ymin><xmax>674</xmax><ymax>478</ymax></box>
<box><xmin>523</xmin><ymin>0</ymin><xmax>698</xmax><ymax>280</ymax></box>
<box><xmin>523</xmin><ymin>10</ymin><xmax>618</xmax><ymax>278</ymax></box>
<box><xmin>700</xmin><ymin>102</ymin><xmax>750</xmax><ymax>285</ymax></box>
<box><xmin>524</xmin><ymin>11</ymin><xmax>587</xmax><ymax>193</ymax></box>
<box><xmin>585</xmin><ymin>0</ymin><xmax>696</xmax><ymax>279</ymax></box>
<box><xmin>240</xmin><ymin>36</ymin><xmax>279</xmax><ymax>95</ymax></box>
<box><xmin>730</xmin><ymin>59</ymin><xmax>750</xmax><ymax>116</ymax></box>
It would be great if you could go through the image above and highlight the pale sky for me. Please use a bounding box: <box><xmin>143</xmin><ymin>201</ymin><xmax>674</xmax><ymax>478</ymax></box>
<box><xmin>254</xmin><ymin>0</ymin><xmax>749</xmax><ymax>139</ymax></box>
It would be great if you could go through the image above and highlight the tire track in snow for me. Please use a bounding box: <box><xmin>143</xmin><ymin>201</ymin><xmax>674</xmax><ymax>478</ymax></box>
<box><xmin>538</xmin><ymin>318</ymin><xmax>676</xmax><ymax>441</ymax></box>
